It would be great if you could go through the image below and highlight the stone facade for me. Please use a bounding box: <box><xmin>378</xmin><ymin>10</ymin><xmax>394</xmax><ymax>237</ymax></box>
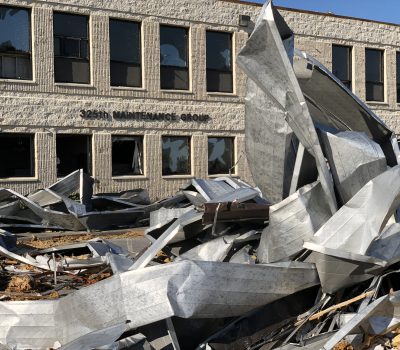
<box><xmin>0</xmin><ymin>0</ymin><xmax>399</xmax><ymax>199</ymax></box>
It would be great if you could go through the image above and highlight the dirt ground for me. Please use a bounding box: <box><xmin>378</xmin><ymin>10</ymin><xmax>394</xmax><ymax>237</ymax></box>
<box><xmin>20</xmin><ymin>229</ymin><xmax>145</xmax><ymax>249</ymax></box>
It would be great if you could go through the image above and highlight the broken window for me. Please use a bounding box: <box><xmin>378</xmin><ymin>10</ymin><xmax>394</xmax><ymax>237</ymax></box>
<box><xmin>365</xmin><ymin>48</ymin><xmax>384</xmax><ymax>102</ymax></box>
<box><xmin>332</xmin><ymin>45</ymin><xmax>352</xmax><ymax>90</ymax></box>
<box><xmin>208</xmin><ymin>137</ymin><xmax>234</xmax><ymax>175</ymax></box>
<box><xmin>162</xmin><ymin>136</ymin><xmax>190</xmax><ymax>175</ymax></box>
<box><xmin>0</xmin><ymin>133</ymin><xmax>34</xmax><ymax>178</ymax></box>
<box><xmin>0</xmin><ymin>6</ymin><xmax>32</xmax><ymax>80</ymax></box>
<box><xmin>56</xmin><ymin>135</ymin><xmax>91</xmax><ymax>177</ymax></box>
<box><xmin>397</xmin><ymin>52</ymin><xmax>400</xmax><ymax>103</ymax></box>
<box><xmin>112</xmin><ymin>136</ymin><xmax>143</xmax><ymax>176</ymax></box>
<box><xmin>206</xmin><ymin>31</ymin><xmax>233</xmax><ymax>93</ymax></box>
<box><xmin>53</xmin><ymin>12</ymin><xmax>90</xmax><ymax>84</ymax></box>
<box><xmin>160</xmin><ymin>25</ymin><xmax>189</xmax><ymax>90</ymax></box>
<box><xmin>109</xmin><ymin>19</ymin><xmax>141</xmax><ymax>87</ymax></box>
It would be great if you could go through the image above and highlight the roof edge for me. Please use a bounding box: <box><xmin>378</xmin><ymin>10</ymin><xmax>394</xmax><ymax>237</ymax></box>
<box><xmin>217</xmin><ymin>0</ymin><xmax>400</xmax><ymax>28</ymax></box>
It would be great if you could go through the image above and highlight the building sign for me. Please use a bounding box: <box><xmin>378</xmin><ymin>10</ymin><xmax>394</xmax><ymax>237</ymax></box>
<box><xmin>80</xmin><ymin>110</ymin><xmax>210</xmax><ymax>122</ymax></box>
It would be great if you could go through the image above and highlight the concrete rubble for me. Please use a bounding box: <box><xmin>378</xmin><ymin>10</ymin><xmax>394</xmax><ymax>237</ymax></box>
<box><xmin>2</xmin><ymin>0</ymin><xmax>400</xmax><ymax>349</ymax></box>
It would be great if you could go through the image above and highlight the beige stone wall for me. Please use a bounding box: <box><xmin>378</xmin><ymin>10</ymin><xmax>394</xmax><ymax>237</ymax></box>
<box><xmin>0</xmin><ymin>0</ymin><xmax>399</xmax><ymax>198</ymax></box>
<box><xmin>0</xmin><ymin>0</ymin><xmax>258</xmax><ymax>198</ymax></box>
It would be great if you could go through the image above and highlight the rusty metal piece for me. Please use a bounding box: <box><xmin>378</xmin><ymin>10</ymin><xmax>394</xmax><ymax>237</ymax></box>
<box><xmin>202</xmin><ymin>202</ymin><xmax>269</xmax><ymax>224</ymax></box>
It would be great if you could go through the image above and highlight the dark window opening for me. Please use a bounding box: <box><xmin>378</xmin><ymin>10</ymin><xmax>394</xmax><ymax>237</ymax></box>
<box><xmin>332</xmin><ymin>44</ymin><xmax>352</xmax><ymax>90</ymax></box>
<box><xmin>112</xmin><ymin>136</ymin><xmax>143</xmax><ymax>176</ymax></box>
<box><xmin>56</xmin><ymin>135</ymin><xmax>91</xmax><ymax>177</ymax></box>
<box><xmin>0</xmin><ymin>133</ymin><xmax>34</xmax><ymax>178</ymax></box>
<box><xmin>160</xmin><ymin>25</ymin><xmax>189</xmax><ymax>90</ymax></box>
<box><xmin>208</xmin><ymin>137</ymin><xmax>234</xmax><ymax>175</ymax></box>
<box><xmin>110</xmin><ymin>19</ymin><xmax>141</xmax><ymax>87</ymax></box>
<box><xmin>206</xmin><ymin>31</ymin><xmax>233</xmax><ymax>93</ymax></box>
<box><xmin>397</xmin><ymin>52</ymin><xmax>400</xmax><ymax>103</ymax></box>
<box><xmin>365</xmin><ymin>48</ymin><xmax>384</xmax><ymax>102</ymax></box>
<box><xmin>53</xmin><ymin>12</ymin><xmax>90</xmax><ymax>84</ymax></box>
<box><xmin>162</xmin><ymin>136</ymin><xmax>190</xmax><ymax>175</ymax></box>
<box><xmin>0</xmin><ymin>6</ymin><xmax>32</xmax><ymax>80</ymax></box>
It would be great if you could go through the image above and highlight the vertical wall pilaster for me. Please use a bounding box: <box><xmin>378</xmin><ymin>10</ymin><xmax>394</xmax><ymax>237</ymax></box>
<box><xmin>92</xmin><ymin>132</ymin><xmax>111</xmax><ymax>192</ymax></box>
<box><xmin>353</xmin><ymin>45</ymin><xmax>366</xmax><ymax>100</ymax></box>
<box><xmin>36</xmin><ymin>131</ymin><xmax>56</xmax><ymax>187</ymax></box>
<box><xmin>91</xmin><ymin>14</ymin><xmax>110</xmax><ymax>93</ymax></box>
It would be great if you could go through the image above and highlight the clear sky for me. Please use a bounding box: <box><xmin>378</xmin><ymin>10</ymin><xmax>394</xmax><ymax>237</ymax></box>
<box><xmin>251</xmin><ymin>0</ymin><xmax>400</xmax><ymax>25</ymax></box>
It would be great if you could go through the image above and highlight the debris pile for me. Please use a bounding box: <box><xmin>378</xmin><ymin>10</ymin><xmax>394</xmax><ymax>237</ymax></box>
<box><xmin>0</xmin><ymin>169</ymin><xmax>187</xmax><ymax>232</ymax></box>
<box><xmin>2</xmin><ymin>1</ymin><xmax>400</xmax><ymax>349</ymax></box>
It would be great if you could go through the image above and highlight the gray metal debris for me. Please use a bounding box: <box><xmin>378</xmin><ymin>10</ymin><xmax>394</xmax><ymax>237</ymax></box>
<box><xmin>258</xmin><ymin>180</ymin><xmax>331</xmax><ymax>263</ymax></box>
<box><xmin>319</xmin><ymin>130</ymin><xmax>387</xmax><ymax>204</ymax></box>
<box><xmin>0</xmin><ymin>260</ymin><xmax>319</xmax><ymax>347</ymax></box>
<box><xmin>237</xmin><ymin>0</ymin><xmax>338</xmax><ymax>214</ymax></box>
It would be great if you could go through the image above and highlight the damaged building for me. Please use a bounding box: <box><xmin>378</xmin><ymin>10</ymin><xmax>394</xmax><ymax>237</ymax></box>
<box><xmin>0</xmin><ymin>0</ymin><xmax>400</xmax><ymax>199</ymax></box>
<box><xmin>2</xmin><ymin>0</ymin><xmax>400</xmax><ymax>349</ymax></box>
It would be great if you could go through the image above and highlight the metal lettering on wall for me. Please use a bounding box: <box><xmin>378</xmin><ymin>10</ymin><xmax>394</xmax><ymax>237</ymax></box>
<box><xmin>80</xmin><ymin>110</ymin><xmax>210</xmax><ymax>122</ymax></box>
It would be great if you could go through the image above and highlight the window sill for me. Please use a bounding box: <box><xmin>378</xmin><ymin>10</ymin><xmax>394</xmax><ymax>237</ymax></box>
<box><xmin>208</xmin><ymin>173</ymin><xmax>238</xmax><ymax>178</ymax></box>
<box><xmin>162</xmin><ymin>175</ymin><xmax>193</xmax><ymax>179</ymax></box>
<box><xmin>112</xmin><ymin>175</ymin><xmax>148</xmax><ymax>180</ymax></box>
<box><xmin>55</xmin><ymin>82</ymin><xmax>95</xmax><ymax>88</ymax></box>
<box><xmin>111</xmin><ymin>86</ymin><xmax>147</xmax><ymax>92</ymax></box>
<box><xmin>0</xmin><ymin>177</ymin><xmax>38</xmax><ymax>182</ymax></box>
<box><xmin>366</xmin><ymin>101</ymin><xmax>389</xmax><ymax>106</ymax></box>
<box><xmin>0</xmin><ymin>78</ymin><xmax>36</xmax><ymax>84</ymax></box>
<box><xmin>160</xmin><ymin>89</ymin><xmax>193</xmax><ymax>95</ymax></box>
<box><xmin>207</xmin><ymin>92</ymin><xmax>237</xmax><ymax>97</ymax></box>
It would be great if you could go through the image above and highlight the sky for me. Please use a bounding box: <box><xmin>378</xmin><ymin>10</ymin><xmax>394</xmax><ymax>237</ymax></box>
<box><xmin>251</xmin><ymin>0</ymin><xmax>400</xmax><ymax>24</ymax></box>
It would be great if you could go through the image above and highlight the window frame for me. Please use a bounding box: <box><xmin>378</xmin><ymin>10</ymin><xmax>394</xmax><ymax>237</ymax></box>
<box><xmin>205</xmin><ymin>30</ymin><xmax>234</xmax><ymax>93</ymax></box>
<box><xmin>111</xmin><ymin>135</ymin><xmax>144</xmax><ymax>177</ymax></box>
<box><xmin>53</xmin><ymin>11</ymin><xmax>91</xmax><ymax>84</ymax></box>
<box><xmin>207</xmin><ymin>136</ymin><xmax>235</xmax><ymax>176</ymax></box>
<box><xmin>109</xmin><ymin>18</ymin><xmax>142</xmax><ymax>88</ymax></box>
<box><xmin>161</xmin><ymin>135</ymin><xmax>191</xmax><ymax>176</ymax></box>
<box><xmin>56</xmin><ymin>134</ymin><xmax>92</xmax><ymax>177</ymax></box>
<box><xmin>0</xmin><ymin>5</ymin><xmax>32</xmax><ymax>81</ymax></box>
<box><xmin>396</xmin><ymin>52</ymin><xmax>400</xmax><ymax>104</ymax></box>
<box><xmin>0</xmin><ymin>133</ymin><xmax>35</xmax><ymax>178</ymax></box>
<box><xmin>159</xmin><ymin>24</ymin><xmax>190</xmax><ymax>91</ymax></box>
<box><xmin>332</xmin><ymin>44</ymin><xmax>352</xmax><ymax>91</ymax></box>
<box><xmin>365</xmin><ymin>48</ymin><xmax>385</xmax><ymax>102</ymax></box>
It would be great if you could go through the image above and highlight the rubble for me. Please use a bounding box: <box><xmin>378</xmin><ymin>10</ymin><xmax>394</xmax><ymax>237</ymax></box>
<box><xmin>2</xmin><ymin>0</ymin><xmax>400</xmax><ymax>349</ymax></box>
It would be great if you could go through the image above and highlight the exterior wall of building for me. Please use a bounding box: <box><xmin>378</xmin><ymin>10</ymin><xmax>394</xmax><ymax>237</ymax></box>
<box><xmin>0</xmin><ymin>0</ymin><xmax>259</xmax><ymax>199</ymax></box>
<box><xmin>0</xmin><ymin>0</ymin><xmax>399</xmax><ymax>199</ymax></box>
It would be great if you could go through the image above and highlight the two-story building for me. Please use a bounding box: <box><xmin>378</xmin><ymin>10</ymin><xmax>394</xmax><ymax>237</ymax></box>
<box><xmin>0</xmin><ymin>0</ymin><xmax>399</xmax><ymax>199</ymax></box>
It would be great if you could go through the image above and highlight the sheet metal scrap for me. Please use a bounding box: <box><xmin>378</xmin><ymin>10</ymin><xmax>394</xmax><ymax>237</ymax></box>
<box><xmin>237</xmin><ymin>0</ymin><xmax>337</xmax><ymax>214</ymax></box>
<box><xmin>257</xmin><ymin>180</ymin><xmax>331</xmax><ymax>264</ymax></box>
<box><xmin>202</xmin><ymin>202</ymin><xmax>269</xmax><ymax>224</ymax></box>
<box><xmin>0</xmin><ymin>169</ymin><xmax>189</xmax><ymax>232</ymax></box>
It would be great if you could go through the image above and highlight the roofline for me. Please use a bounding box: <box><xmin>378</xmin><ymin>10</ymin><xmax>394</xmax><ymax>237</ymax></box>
<box><xmin>218</xmin><ymin>0</ymin><xmax>400</xmax><ymax>28</ymax></box>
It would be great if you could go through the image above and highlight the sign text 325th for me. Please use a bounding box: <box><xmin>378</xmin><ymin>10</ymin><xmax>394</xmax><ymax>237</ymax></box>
<box><xmin>80</xmin><ymin>110</ymin><xmax>210</xmax><ymax>122</ymax></box>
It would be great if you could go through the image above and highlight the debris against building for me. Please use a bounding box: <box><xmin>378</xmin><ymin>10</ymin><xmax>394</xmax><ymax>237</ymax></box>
<box><xmin>2</xmin><ymin>1</ymin><xmax>400</xmax><ymax>349</ymax></box>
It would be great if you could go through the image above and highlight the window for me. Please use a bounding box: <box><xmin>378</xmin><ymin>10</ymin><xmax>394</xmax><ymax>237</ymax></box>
<box><xmin>162</xmin><ymin>136</ymin><xmax>190</xmax><ymax>175</ymax></box>
<box><xmin>332</xmin><ymin>45</ymin><xmax>352</xmax><ymax>90</ymax></box>
<box><xmin>397</xmin><ymin>52</ymin><xmax>400</xmax><ymax>103</ymax></box>
<box><xmin>109</xmin><ymin>19</ymin><xmax>141</xmax><ymax>87</ymax></box>
<box><xmin>0</xmin><ymin>6</ymin><xmax>32</xmax><ymax>80</ymax></box>
<box><xmin>56</xmin><ymin>135</ymin><xmax>91</xmax><ymax>176</ymax></box>
<box><xmin>365</xmin><ymin>48</ymin><xmax>384</xmax><ymax>102</ymax></box>
<box><xmin>112</xmin><ymin>136</ymin><xmax>143</xmax><ymax>176</ymax></box>
<box><xmin>0</xmin><ymin>133</ymin><xmax>34</xmax><ymax>178</ymax></box>
<box><xmin>208</xmin><ymin>137</ymin><xmax>234</xmax><ymax>175</ymax></box>
<box><xmin>53</xmin><ymin>12</ymin><xmax>90</xmax><ymax>84</ymax></box>
<box><xmin>160</xmin><ymin>25</ymin><xmax>189</xmax><ymax>90</ymax></box>
<box><xmin>206</xmin><ymin>31</ymin><xmax>233</xmax><ymax>93</ymax></box>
